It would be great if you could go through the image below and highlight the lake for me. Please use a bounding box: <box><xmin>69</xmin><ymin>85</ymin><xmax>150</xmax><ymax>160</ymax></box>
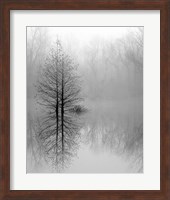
<box><xmin>27</xmin><ymin>98</ymin><xmax>143</xmax><ymax>173</ymax></box>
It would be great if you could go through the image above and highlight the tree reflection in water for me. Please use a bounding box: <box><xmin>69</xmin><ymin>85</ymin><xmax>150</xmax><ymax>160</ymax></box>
<box><xmin>27</xmin><ymin>101</ymin><xmax>142</xmax><ymax>173</ymax></box>
<box><xmin>36</xmin><ymin>111</ymin><xmax>83</xmax><ymax>172</ymax></box>
<box><xmin>82</xmin><ymin>101</ymin><xmax>143</xmax><ymax>173</ymax></box>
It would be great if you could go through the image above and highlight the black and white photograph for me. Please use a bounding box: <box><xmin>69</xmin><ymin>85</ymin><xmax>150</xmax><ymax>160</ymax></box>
<box><xmin>27</xmin><ymin>26</ymin><xmax>143</xmax><ymax>173</ymax></box>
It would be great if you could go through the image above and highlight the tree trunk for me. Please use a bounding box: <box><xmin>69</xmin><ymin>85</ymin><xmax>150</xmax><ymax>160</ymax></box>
<box><xmin>61</xmin><ymin>60</ymin><xmax>64</xmax><ymax>152</ymax></box>
<box><xmin>56</xmin><ymin>80</ymin><xmax>58</xmax><ymax>149</ymax></box>
<box><xmin>56</xmin><ymin>46</ymin><xmax>59</xmax><ymax>153</ymax></box>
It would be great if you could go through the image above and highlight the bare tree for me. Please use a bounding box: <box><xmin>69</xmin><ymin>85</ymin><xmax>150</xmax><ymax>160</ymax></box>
<box><xmin>120</xmin><ymin>27</ymin><xmax>143</xmax><ymax>71</ymax></box>
<box><xmin>36</xmin><ymin>38</ymin><xmax>83</xmax><ymax>170</ymax></box>
<box><xmin>27</xmin><ymin>27</ymin><xmax>49</xmax><ymax>172</ymax></box>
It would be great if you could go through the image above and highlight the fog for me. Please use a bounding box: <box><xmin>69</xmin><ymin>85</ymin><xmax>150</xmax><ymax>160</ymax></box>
<box><xmin>27</xmin><ymin>27</ymin><xmax>143</xmax><ymax>173</ymax></box>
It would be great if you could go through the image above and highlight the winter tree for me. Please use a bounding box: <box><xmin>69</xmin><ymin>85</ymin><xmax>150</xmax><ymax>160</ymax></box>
<box><xmin>36</xmin><ymin>38</ymin><xmax>83</xmax><ymax>170</ymax></box>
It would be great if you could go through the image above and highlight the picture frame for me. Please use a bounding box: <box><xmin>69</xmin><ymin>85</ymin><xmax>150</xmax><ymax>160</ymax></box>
<box><xmin>0</xmin><ymin>0</ymin><xmax>169</xmax><ymax>199</ymax></box>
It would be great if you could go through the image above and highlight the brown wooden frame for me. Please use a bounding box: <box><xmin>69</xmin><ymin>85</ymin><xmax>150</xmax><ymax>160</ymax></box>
<box><xmin>0</xmin><ymin>0</ymin><xmax>169</xmax><ymax>199</ymax></box>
